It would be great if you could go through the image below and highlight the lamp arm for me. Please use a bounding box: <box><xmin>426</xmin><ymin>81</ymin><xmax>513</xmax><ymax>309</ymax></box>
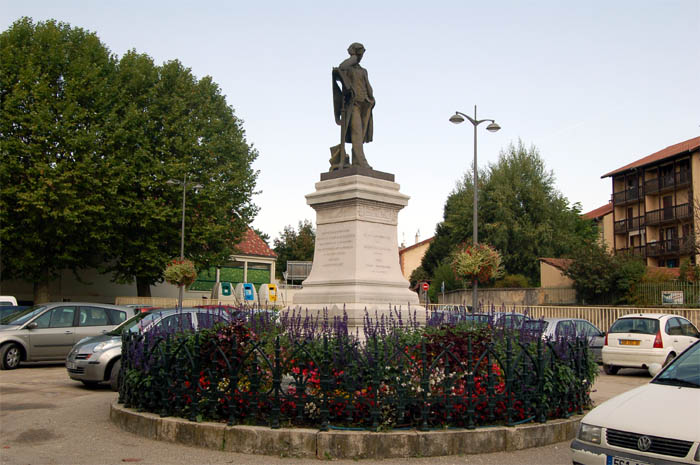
<box><xmin>454</xmin><ymin>111</ymin><xmax>494</xmax><ymax>127</ymax></box>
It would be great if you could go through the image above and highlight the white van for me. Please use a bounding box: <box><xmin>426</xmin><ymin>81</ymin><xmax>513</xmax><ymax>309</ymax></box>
<box><xmin>0</xmin><ymin>296</ymin><xmax>18</xmax><ymax>307</ymax></box>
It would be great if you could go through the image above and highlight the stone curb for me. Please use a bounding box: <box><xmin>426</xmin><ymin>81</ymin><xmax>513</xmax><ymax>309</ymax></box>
<box><xmin>110</xmin><ymin>402</ymin><xmax>581</xmax><ymax>459</ymax></box>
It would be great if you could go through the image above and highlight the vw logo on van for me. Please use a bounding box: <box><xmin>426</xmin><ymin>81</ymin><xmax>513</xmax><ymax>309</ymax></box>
<box><xmin>637</xmin><ymin>435</ymin><xmax>652</xmax><ymax>452</ymax></box>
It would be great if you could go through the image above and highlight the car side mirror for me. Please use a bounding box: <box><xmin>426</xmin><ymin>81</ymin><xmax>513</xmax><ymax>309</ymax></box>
<box><xmin>25</xmin><ymin>322</ymin><xmax>38</xmax><ymax>330</ymax></box>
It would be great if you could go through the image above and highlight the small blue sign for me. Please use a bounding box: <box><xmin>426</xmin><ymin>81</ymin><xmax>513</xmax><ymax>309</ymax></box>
<box><xmin>243</xmin><ymin>283</ymin><xmax>255</xmax><ymax>301</ymax></box>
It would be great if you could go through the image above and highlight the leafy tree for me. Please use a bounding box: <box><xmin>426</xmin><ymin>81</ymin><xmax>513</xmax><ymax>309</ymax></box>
<box><xmin>0</xmin><ymin>18</ymin><xmax>118</xmax><ymax>302</ymax></box>
<box><xmin>102</xmin><ymin>55</ymin><xmax>258</xmax><ymax>296</ymax></box>
<box><xmin>253</xmin><ymin>228</ymin><xmax>271</xmax><ymax>247</ymax></box>
<box><xmin>0</xmin><ymin>18</ymin><xmax>259</xmax><ymax>300</ymax></box>
<box><xmin>564</xmin><ymin>241</ymin><xmax>646</xmax><ymax>304</ymax></box>
<box><xmin>408</xmin><ymin>265</ymin><xmax>429</xmax><ymax>289</ymax></box>
<box><xmin>273</xmin><ymin>220</ymin><xmax>315</xmax><ymax>279</ymax></box>
<box><xmin>493</xmin><ymin>274</ymin><xmax>530</xmax><ymax>288</ymax></box>
<box><xmin>428</xmin><ymin>262</ymin><xmax>460</xmax><ymax>303</ymax></box>
<box><xmin>678</xmin><ymin>258</ymin><xmax>700</xmax><ymax>282</ymax></box>
<box><xmin>422</xmin><ymin>140</ymin><xmax>597</xmax><ymax>286</ymax></box>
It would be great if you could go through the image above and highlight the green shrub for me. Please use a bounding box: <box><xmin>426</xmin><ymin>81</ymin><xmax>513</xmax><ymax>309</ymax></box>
<box><xmin>493</xmin><ymin>274</ymin><xmax>530</xmax><ymax>288</ymax></box>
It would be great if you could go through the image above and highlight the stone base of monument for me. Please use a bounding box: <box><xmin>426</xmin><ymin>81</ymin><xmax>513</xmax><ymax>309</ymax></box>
<box><xmin>292</xmin><ymin>171</ymin><xmax>424</xmax><ymax>327</ymax></box>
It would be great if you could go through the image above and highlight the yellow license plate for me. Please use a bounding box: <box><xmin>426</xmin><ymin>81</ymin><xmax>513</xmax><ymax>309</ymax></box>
<box><xmin>620</xmin><ymin>339</ymin><xmax>640</xmax><ymax>346</ymax></box>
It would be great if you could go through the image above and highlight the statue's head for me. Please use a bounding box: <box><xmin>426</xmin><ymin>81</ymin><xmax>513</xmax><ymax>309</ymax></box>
<box><xmin>347</xmin><ymin>42</ymin><xmax>366</xmax><ymax>58</ymax></box>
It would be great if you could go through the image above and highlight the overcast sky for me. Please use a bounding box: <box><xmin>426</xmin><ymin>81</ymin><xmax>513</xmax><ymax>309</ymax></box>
<box><xmin>3</xmin><ymin>1</ymin><xmax>699</xmax><ymax>246</ymax></box>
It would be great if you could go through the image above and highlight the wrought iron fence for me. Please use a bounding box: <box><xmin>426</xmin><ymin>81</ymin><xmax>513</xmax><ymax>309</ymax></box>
<box><xmin>633</xmin><ymin>281</ymin><xmax>700</xmax><ymax>308</ymax></box>
<box><xmin>118</xmin><ymin>321</ymin><xmax>595</xmax><ymax>431</ymax></box>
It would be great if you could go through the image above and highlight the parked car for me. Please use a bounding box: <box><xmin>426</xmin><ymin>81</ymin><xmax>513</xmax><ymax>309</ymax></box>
<box><xmin>571</xmin><ymin>339</ymin><xmax>700</xmax><ymax>464</ymax></box>
<box><xmin>66</xmin><ymin>307</ymin><xmax>233</xmax><ymax>390</ymax></box>
<box><xmin>0</xmin><ymin>296</ymin><xmax>18</xmax><ymax>306</ymax></box>
<box><xmin>602</xmin><ymin>313</ymin><xmax>700</xmax><ymax>375</ymax></box>
<box><xmin>522</xmin><ymin>317</ymin><xmax>605</xmax><ymax>363</ymax></box>
<box><xmin>429</xmin><ymin>309</ymin><xmax>527</xmax><ymax>328</ymax></box>
<box><xmin>0</xmin><ymin>302</ymin><xmax>131</xmax><ymax>370</ymax></box>
<box><xmin>123</xmin><ymin>304</ymin><xmax>157</xmax><ymax>314</ymax></box>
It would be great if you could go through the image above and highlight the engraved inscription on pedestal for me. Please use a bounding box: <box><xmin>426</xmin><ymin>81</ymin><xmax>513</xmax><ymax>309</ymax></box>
<box><xmin>293</xmin><ymin>174</ymin><xmax>422</xmax><ymax>319</ymax></box>
<box><xmin>315</xmin><ymin>225</ymin><xmax>355</xmax><ymax>270</ymax></box>
<box><xmin>316</xmin><ymin>199</ymin><xmax>399</xmax><ymax>226</ymax></box>
<box><xmin>362</xmin><ymin>232</ymin><xmax>394</xmax><ymax>276</ymax></box>
<box><xmin>358</xmin><ymin>203</ymin><xmax>398</xmax><ymax>224</ymax></box>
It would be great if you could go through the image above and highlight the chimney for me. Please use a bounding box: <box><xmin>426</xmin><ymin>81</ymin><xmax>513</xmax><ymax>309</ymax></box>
<box><xmin>415</xmin><ymin>229</ymin><xmax>420</xmax><ymax>244</ymax></box>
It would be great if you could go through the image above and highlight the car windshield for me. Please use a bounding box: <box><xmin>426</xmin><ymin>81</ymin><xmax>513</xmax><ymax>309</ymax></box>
<box><xmin>652</xmin><ymin>341</ymin><xmax>700</xmax><ymax>388</ymax></box>
<box><xmin>0</xmin><ymin>305</ymin><xmax>47</xmax><ymax>326</ymax></box>
<box><xmin>523</xmin><ymin>320</ymin><xmax>548</xmax><ymax>333</ymax></box>
<box><xmin>463</xmin><ymin>314</ymin><xmax>489</xmax><ymax>323</ymax></box>
<box><xmin>609</xmin><ymin>317</ymin><xmax>659</xmax><ymax>335</ymax></box>
<box><xmin>106</xmin><ymin>311</ymin><xmax>158</xmax><ymax>335</ymax></box>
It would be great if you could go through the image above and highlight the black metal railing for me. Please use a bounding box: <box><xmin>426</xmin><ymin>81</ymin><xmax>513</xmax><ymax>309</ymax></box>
<box><xmin>617</xmin><ymin>246</ymin><xmax>647</xmax><ymax>258</ymax></box>
<box><xmin>645</xmin><ymin>203</ymin><xmax>691</xmax><ymax>226</ymax></box>
<box><xmin>118</xmin><ymin>324</ymin><xmax>594</xmax><ymax>431</ymax></box>
<box><xmin>612</xmin><ymin>188</ymin><xmax>639</xmax><ymax>205</ymax></box>
<box><xmin>646</xmin><ymin>237</ymin><xmax>694</xmax><ymax>257</ymax></box>
<box><xmin>614</xmin><ymin>215</ymin><xmax>645</xmax><ymax>234</ymax></box>
<box><xmin>644</xmin><ymin>170</ymin><xmax>690</xmax><ymax>195</ymax></box>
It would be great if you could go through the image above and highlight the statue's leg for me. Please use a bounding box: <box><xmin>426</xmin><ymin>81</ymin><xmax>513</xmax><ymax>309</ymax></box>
<box><xmin>350</xmin><ymin>105</ymin><xmax>371</xmax><ymax>168</ymax></box>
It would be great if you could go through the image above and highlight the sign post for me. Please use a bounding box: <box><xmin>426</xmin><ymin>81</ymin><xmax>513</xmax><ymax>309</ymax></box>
<box><xmin>422</xmin><ymin>282</ymin><xmax>429</xmax><ymax>309</ymax></box>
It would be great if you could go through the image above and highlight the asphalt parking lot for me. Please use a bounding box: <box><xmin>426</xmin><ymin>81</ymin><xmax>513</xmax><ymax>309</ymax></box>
<box><xmin>0</xmin><ymin>363</ymin><xmax>650</xmax><ymax>465</ymax></box>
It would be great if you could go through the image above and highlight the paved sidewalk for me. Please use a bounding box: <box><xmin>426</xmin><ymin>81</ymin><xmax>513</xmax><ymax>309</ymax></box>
<box><xmin>0</xmin><ymin>363</ymin><xmax>649</xmax><ymax>465</ymax></box>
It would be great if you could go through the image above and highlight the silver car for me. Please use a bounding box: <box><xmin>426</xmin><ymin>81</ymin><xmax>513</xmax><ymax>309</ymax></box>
<box><xmin>523</xmin><ymin>317</ymin><xmax>605</xmax><ymax>363</ymax></box>
<box><xmin>66</xmin><ymin>307</ymin><xmax>233</xmax><ymax>390</ymax></box>
<box><xmin>0</xmin><ymin>302</ymin><xmax>131</xmax><ymax>370</ymax></box>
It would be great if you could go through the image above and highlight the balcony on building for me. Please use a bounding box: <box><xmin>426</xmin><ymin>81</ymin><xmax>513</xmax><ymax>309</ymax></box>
<box><xmin>613</xmin><ymin>215</ymin><xmax>646</xmax><ymax>234</ymax></box>
<box><xmin>611</xmin><ymin>187</ymin><xmax>640</xmax><ymax>205</ymax></box>
<box><xmin>645</xmin><ymin>202</ymin><xmax>691</xmax><ymax>226</ymax></box>
<box><xmin>617</xmin><ymin>245</ymin><xmax>647</xmax><ymax>258</ymax></box>
<box><xmin>646</xmin><ymin>236</ymin><xmax>694</xmax><ymax>258</ymax></box>
<box><xmin>644</xmin><ymin>169</ymin><xmax>690</xmax><ymax>195</ymax></box>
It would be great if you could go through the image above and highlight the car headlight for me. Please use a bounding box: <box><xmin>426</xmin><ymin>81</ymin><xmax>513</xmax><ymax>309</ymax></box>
<box><xmin>93</xmin><ymin>340</ymin><xmax>120</xmax><ymax>352</ymax></box>
<box><xmin>694</xmin><ymin>443</ymin><xmax>700</xmax><ymax>461</ymax></box>
<box><xmin>577</xmin><ymin>423</ymin><xmax>602</xmax><ymax>444</ymax></box>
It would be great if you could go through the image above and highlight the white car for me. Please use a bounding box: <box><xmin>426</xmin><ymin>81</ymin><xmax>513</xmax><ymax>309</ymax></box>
<box><xmin>602</xmin><ymin>313</ymin><xmax>699</xmax><ymax>376</ymax></box>
<box><xmin>571</xmin><ymin>339</ymin><xmax>700</xmax><ymax>465</ymax></box>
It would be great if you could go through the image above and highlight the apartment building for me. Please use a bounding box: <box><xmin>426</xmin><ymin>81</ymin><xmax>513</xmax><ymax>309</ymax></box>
<box><xmin>602</xmin><ymin>136</ymin><xmax>700</xmax><ymax>268</ymax></box>
<box><xmin>583</xmin><ymin>202</ymin><xmax>614</xmax><ymax>250</ymax></box>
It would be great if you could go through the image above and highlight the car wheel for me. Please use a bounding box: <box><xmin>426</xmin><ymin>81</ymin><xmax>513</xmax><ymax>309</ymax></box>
<box><xmin>0</xmin><ymin>343</ymin><xmax>21</xmax><ymax>370</ymax></box>
<box><xmin>663</xmin><ymin>352</ymin><xmax>676</xmax><ymax>367</ymax></box>
<box><xmin>603</xmin><ymin>364</ymin><xmax>619</xmax><ymax>375</ymax></box>
<box><xmin>109</xmin><ymin>359</ymin><xmax>121</xmax><ymax>391</ymax></box>
<box><xmin>81</xmin><ymin>380</ymin><xmax>99</xmax><ymax>388</ymax></box>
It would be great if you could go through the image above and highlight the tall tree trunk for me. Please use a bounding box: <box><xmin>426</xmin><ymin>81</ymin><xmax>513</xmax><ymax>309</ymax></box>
<box><xmin>34</xmin><ymin>269</ymin><xmax>50</xmax><ymax>304</ymax></box>
<box><xmin>136</xmin><ymin>277</ymin><xmax>151</xmax><ymax>297</ymax></box>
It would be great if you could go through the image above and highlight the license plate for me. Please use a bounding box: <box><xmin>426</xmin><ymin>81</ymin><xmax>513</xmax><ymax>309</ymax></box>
<box><xmin>619</xmin><ymin>339</ymin><xmax>640</xmax><ymax>346</ymax></box>
<box><xmin>607</xmin><ymin>455</ymin><xmax>651</xmax><ymax>465</ymax></box>
<box><xmin>66</xmin><ymin>361</ymin><xmax>76</xmax><ymax>370</ymax></box>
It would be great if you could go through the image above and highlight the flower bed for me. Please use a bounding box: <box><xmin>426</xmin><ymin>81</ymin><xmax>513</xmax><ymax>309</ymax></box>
<box><xmin>119</xmin><ymin>308</ymin><xmax>597</xmax><ymax>431</ymax></box>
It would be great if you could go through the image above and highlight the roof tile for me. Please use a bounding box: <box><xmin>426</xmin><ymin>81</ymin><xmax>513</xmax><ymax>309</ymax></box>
<box><xmin>539</xmin><ymin>257</ymin><xmax>573</xmax><ymax>272</ymax></box>
<box><xmin>583</xmin><ymin>203</ymin><xmax>612</xmax><ymax>220</ymax></box>
<box><xmin>236</xmin><ymin>228</ymin><xmax>277</xmax><ymax>258</ymax></box>
<box><xmin>602</xmin><ymin>136</ymin><xmax>700</xmax><ymax>178</ymax></box>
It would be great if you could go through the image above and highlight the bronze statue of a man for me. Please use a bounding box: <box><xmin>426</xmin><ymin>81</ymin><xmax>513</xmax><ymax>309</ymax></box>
<box><xmin>330</xmin><ymin>42</ymin><xmax>375</xmax><ymax>170</ymax></box>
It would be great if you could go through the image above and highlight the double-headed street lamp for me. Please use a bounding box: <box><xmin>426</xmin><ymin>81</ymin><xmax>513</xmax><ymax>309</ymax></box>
<box><xmin>449</xmin><ymin>105</ymin><xmax>501</xmax><ymax>312</ymax></box>
<box><xmin>167</xmin><ymin>175</ymin><xmax>203</xmax><ymax>309</ymax></box>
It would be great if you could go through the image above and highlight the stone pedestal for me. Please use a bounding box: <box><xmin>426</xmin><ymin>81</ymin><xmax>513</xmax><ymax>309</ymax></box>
<box><xmin>292</xmin><ymin>173</ymin><xmax>423</xmax><ymax>326</ymax></box>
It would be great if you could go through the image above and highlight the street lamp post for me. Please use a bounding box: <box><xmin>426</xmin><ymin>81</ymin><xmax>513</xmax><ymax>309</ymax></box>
<box><xmin>449</xmin><ymin>105</ymin><xmax>500</xmax><ymax>312</ymax></box>
<box><xmin>167</xmin><ymin>175</ymin><xmax>203</xmax><ymax>309</ymax></box>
